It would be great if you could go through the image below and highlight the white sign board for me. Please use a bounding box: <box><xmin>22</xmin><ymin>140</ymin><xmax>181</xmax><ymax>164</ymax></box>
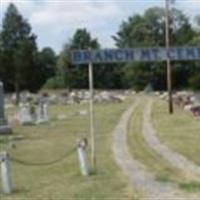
<box><xmin>72</xmin><ymin>47</ymin><xmax>200</xmax><ymax>64</ymax></box>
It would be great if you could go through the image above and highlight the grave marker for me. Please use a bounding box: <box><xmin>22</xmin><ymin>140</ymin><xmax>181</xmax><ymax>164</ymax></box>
<box><xmin>36</xmin><ymin>103</ymin><xmax>49</xmax><ymax>124</ymax></box>
<box><xmin>0</xmin><ymin>82</ymin><xmax>12</xmax><ymax>134</ymax></box>
<box><xmin>18</xmin><ymin>104</ymin><xmax>34</xmax><ymax>125</ymax></box>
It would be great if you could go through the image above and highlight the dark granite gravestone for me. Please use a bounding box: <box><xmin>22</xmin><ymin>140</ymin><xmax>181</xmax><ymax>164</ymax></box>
<box><xmin>0</xmin><ymin>82</ymin><xmax>12</xmax><ymax>134</ymax></box>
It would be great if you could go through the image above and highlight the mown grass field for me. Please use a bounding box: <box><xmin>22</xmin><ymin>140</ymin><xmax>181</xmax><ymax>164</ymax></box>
<box><xmin>127</xmin><ymin>95</ymin><xmax>200</xmax><ymax>193</ymax></box>
<box><xmin>152</xmin><ymin>98</ymin><xmax>200</xmax><ymax>166</ymax></box>
<box><xmin>127</xmin><ymin>97</ymin><xmax>184</xmax><ymax>183</ymax></box>
<box><xmin>0</xmin><ymin>98</ymin><xmax>138</xmax><ymax>200</ymax></box>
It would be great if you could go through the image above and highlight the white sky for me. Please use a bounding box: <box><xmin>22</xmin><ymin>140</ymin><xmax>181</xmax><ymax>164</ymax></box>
<box><xmin>1</xmin><ymin>0</ymin><xmax>200</xmax><ymax>53</ymax></box>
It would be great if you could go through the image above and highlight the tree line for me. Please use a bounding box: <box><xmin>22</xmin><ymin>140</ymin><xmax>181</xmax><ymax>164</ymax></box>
<box><xmin>0</xmin><ymin>3</ymin><xmax>200</xmax><ymax>99</ymax></box>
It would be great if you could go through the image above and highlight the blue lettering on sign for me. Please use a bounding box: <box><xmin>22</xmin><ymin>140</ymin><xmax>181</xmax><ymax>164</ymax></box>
<box><xmin>83</xmin><ymin>51</ymin><xmax>91</xmax><ymax>62</ymax></box>
<box><xmin>197</xmin><ymin>48</ymin><xmax>200</xmax><ymax>59</ymax></box>
<box><xmin>176</xmin><ymin>48</ymin><xmax>184</xmax><ymax>60</ymax></box>
<box><xmin>115</xmin><ymin>49</ymin><xmax>125</xmax><ymax>61</ymax></box>
<box><xmin>73</xmin><ymin>51</ymin><xmax>83</xmax><ymax>63</ymax></box>
<box><xmin>186</xmin><ymin>48</ymin><xmax>196</xmax><ymax>59</ymax></box>
<box><xmin>124</xmin><ymin>49</ymin><xmax>135</xmax><ymax>61</ymax></box>
<box><xmin>141</xmin><ymin>49</ymin><xmax>151</xmax><ymax>61</ymax></box>
<box><xmin>104</xmin><ymin>50</ymin><xmax>114</xmax><ymax>61</ymax></box>
<box><xmin>94</xmin><ymin>51</ymin><xmax>103</xmax><ymax>62</ymax></box>
<box><xmin>167</xmin><ymin>48</ymin><xmax>177</xmax><ymax>60</ymax></box>
<box><xmin>151</xmin><ymin>48</ymin><xmax>160</xmax><ymax>60</ymax></box>
<box><xmin>71</xmin><ymin>47</ymin><xmax>200</xmax><ymax>64</ymax></box>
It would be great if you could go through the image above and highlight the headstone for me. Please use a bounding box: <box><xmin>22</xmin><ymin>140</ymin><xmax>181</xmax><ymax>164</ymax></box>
<box><xmin>49</xmin><ymin>94</ymin><xmax>57</xmax><ymax>104</ymax></box>
<box><xmin>113</xmin><ymin>94</ymin><xmax>126</xmax><ymax>102</ymax></box>
<box><xmin>0</xmin><ymin>82</ymin><xmax>12</xmax><ymax>134</ymax></box>
<box><xmin>184</xmin><ymin>104</ymin><xmax>193</xmax><ymax>111</ymax></box>
<box><xmin>18</xmin><ymin>103</ymin><xmax>34</xmax><ymax>125</ymax></box>
<box><xmin>79</xmin><ymin>110</ymin><xmax>88</xmax><ymax>116</ymax></box>
<box><xmin>36</xmin><ymin>103</ymin><xmax>49</xmax><ymax>124</ymax></box>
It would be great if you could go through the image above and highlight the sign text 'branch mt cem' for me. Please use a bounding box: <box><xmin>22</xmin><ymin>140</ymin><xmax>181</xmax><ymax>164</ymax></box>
<box><xmin>72</xmin><ymin>47</ymin><xmax>200</xmax><ymax>64</ymax></box>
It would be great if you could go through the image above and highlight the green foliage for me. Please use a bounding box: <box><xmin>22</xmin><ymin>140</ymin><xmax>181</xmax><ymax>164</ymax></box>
<box><xmin>35</xmin><ymin>47</ymin><xmax>57</xmax><ymax>89</ymax></box>
<box><xmin>56</xmin><ymin>28</ymin><xmax>100</xmax><ymax>90</ymax></box>
<box><xmin>0</xmin><ymin>3</ymin><xmax>37</xmax><ymax>96</ymax></box>
<box><xmin>43</xmin><ymin>76</ymin><xmax>65</xmax><ymax>89</ymax></box>
<box><xmin>113</xmin><ymin>7</ymin><xmax>197</xmax><ymax>90</ymax></box>
<box><xmin>70</xmin><ymin>28</ymin><xmax>100</xmax><ymax>49</ymax></box>
<box><xmin>179</xmin><ymin>182</ymin><xmax>200</xmax><ymax>192</ymax></box>
<box><xmin>1</xmin><ymin>3</ymin><xmax>200</xmax><ymax>91</ymax></box>
<box><xmin>0</xmin><ymin>3</ymin><xmax>57</xmax><ymax>94</ymax></box>
<box><xmin>189</xmin><ymin>74</ymin><xmax>200</xmax><ymax>90</ymax></box>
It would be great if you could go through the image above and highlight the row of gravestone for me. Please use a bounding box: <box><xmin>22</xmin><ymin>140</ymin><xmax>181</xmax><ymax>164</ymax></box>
<box><xmin>18</xmin><ymin>102</ymin><xmax>49</xmax><ymax>125</ymax></box>
<box><xmin>0</xmin><ymin>81</ymin><xmax>50</xmax><ymax>135</ymax></box>
<box><xmin>158</xmin><ymin>91</ymin><xmax>200</xmax><ymax>116</ymax></box>
<box><xmin>5</xmin><ymin>90</ymin><xmax>135</xmax><ymax>107</ymax></box>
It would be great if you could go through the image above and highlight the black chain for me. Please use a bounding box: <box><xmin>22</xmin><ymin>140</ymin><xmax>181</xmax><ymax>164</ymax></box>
<box><xmin>10</xmin><ymin>148</ymin><xmax>75</xmax><ymax>167</ymax></box>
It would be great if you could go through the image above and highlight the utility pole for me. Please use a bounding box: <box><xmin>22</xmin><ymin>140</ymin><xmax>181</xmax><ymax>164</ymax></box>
<box><xmin>88</xmin><ymin>61</ymin><xmax>96</xmax><ymax>169</ymax></box>
<box><xmin>165</xmin><ymin>0</ymin><xmax>174</xmax><ymax>114</ymax></box>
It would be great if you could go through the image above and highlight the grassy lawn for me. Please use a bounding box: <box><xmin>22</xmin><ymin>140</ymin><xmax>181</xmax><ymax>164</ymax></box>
<box><xmin>127</xmin><ymin>96</ymin><xmax>185</xmax><ymax>183</ymax></box>
<box><xmin>0</xmin><ymin>98</ymin><xmax>138</xmax><ymax>199</ymax></box>
<box><xmin>151</xmin><ymin>97</ymin><xmax>200</xmax><ymax>192</ymax></box>
<box><xmin>127</xmin><ymin>95</ymin><xmax>200</xmax><ymax>193</ymax></box>
<box><xmin>152</xmin><ymin>98</ymin><xmax>200</xmax><ymax>166</ymax></box>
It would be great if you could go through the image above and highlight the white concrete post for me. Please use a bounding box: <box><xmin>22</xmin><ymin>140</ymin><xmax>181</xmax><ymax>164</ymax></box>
<box><xmin>77</xmin><ymin>138</ymin><xmax>89</xmax><ymax>176</ymax></box>
<box><xmin>88</xmin><ymin>62</ymin><xmax>96</xmax><ymax>168</ymax></box>
<box><xmin>0</xmin><ymin>152</ymin><xmax>13</xmax><ymax>194</ymax></box>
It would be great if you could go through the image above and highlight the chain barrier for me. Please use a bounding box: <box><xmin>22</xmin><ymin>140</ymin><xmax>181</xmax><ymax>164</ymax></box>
<box><xmin>9</xmin><ymin>148</ymin><xmax>75</xmax><ymax>167</ymax></box>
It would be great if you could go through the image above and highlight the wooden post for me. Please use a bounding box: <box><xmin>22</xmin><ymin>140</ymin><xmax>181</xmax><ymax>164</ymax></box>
<box><xmin>88</xmin><ymin>62</ymin><xmax>96</xmax><ymax>168</ymax></box>
<box><xmin>0</xmin><ymin>152</ymin><xmax>13</xmax><ymax>194</ymax></box>
<box><xmin>165</xmin><ymin>0</ymin><xmax>174</xmax><ymax>114</ymax></box>
<box><xmin>77</xmin><ymin>138</ymin><xmax>89</xmax><ymax>176</ymax></box>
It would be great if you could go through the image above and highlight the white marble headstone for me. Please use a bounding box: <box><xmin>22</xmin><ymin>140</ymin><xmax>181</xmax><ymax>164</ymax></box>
<box><xmin>18</xmin><ymin>104</ymin><xmax>33</xmax><ymax>125</ymax></box>
<box><xmin>36</xmin><ymin>103</ymin><xmax>49</xmax><ymax>124</ymax></box>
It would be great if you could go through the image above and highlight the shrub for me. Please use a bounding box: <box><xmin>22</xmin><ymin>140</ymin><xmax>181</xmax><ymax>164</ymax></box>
<box><xmin>43</xmin><ymin>76</ymin><xmax>65</xmax><ymax>89</ymax></box>
<box><xmin>189</xmin><ymin>75</ymin><xmax>200</xmax><ymax>90</ymax></box>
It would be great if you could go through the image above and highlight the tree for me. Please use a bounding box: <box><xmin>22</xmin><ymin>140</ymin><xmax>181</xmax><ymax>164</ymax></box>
<box><xmin>56</xmin><ymin>43</ymin><xmax>73</xmax><ymax>90</ymax></box>
<box><xmin>36</xmin><ymin>47</ymin><xmax>57</xmax><ymax>87</ymax></box>
<box><xmin>56</xmin><ymin>28</ymin><xmax>100</xmax><ymax>89</ymax></box>
<box><xmin>113</xmin><ymin>7</ymin><xmax>195</xmax><ymax>90</ymax></box>
<box><xmin>1</xmin><ymin>3</ymin><xmax>37</xmax><ymax>103</ymax></box>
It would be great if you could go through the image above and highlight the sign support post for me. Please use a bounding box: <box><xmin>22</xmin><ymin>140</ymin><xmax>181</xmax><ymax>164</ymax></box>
<box><xmin>165</xmin><ymin>0</ymin><xmax>174</xmax><ymax>114</ymax></box>
<box><xmin>88</xmin><ymin>62</ymin><xmax>96</xmax><ymax>168</ymax></box>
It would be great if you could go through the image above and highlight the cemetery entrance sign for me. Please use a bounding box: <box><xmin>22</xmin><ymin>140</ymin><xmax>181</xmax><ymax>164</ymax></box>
<box><xmin>71</xmin><ymin>46</ymin><xmax>200</xmax><ymax>169</ymax></box>
<box><xmin>72</xmin><ymin>47</ymin><xmax>200</xmax><ymax>64</ymax></box>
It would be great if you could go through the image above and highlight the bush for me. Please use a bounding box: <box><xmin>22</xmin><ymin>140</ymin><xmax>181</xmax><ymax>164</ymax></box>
<box><xmin>43</xmin><ymin>76</ymin><xmax>65</xmax><ymax>89</ymax></box>
<box><xmin>189</xmin><ymin>75</ymin><xmax>200</xmax><ymax>90</ymax></box>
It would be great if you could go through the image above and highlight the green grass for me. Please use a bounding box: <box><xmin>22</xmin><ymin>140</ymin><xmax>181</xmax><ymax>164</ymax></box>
<box><xmin>0</xmin><ymin>99</ymin><xmax>139</xmax><ymax>199</ymax></box>
<box><xmin>150</xmin><ymin>97</ymin><xmax>200</xmax><ymax>192</ymax></box>
<box><xmin>127</xmin><ymin>96</ymin><xmax>199</xmax><ymax>190</ymax></box>
<box><xmin>152</xmin><ymin>99</ymin><xmax>200</xmax><ymax>166</ymax></box>
<box><xmin>179</xmin><ymin>182</ymin><xmax>200</xmax><ymax>193</ymax></box>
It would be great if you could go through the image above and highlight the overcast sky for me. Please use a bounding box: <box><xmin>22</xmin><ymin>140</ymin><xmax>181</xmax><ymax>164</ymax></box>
<box><xmin>1</xmin><ymin>0</ymin><xmax>200</xmax><ymax>53</ymax></box>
